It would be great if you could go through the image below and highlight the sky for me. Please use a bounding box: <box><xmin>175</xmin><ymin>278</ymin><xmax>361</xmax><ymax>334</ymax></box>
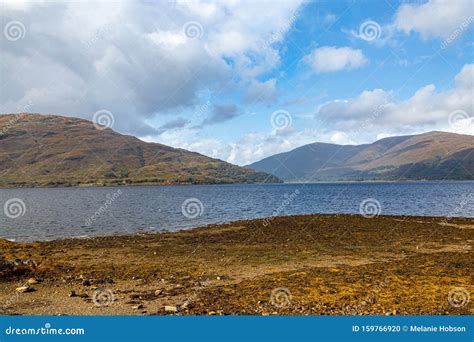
<box><xmin>1</xmin><ymin>0</ymin><xmax>473</xmax><ymax>165</ymax></box>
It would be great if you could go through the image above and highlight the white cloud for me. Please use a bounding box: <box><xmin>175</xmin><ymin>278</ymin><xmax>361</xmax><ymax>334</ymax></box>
<box><xmin>146</xmin><ymin>61</ymin><xmax>473</xmax><ymax>165</ymax></box>
<box><xmin>394</xmin><ymin>0</ymin><xmax>474</xmax><ymax>39</ymax></box>
<box><xmin>304</xmin><ymin>46</ymin><xmax>368</xmax><ymax>73</ymax></box>
<box><xmin>318</xmin><ymin>64</ymin><xmax>474</xmax><ymax>136</ymax></box>
<box><xmin>144</xmin><ymin>64</ymin><xmax>473</xmax><ymax>165</ymax></box>
<box><xmin>330</xmin><ymin>132</ymin><xmax>355</xmax><ymax>145</ymax></box>
<box><xmin>0</xmin><ymin>0</ymin><xmax>303</xmax><ymax>134</ymax></box>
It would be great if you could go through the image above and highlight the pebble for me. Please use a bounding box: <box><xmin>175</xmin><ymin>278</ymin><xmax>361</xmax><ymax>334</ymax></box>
<box><xmin>181</xmin><ymin>301</ymin><xmax>194</xmax><ymax>309</ymax></box>
<box><xmin>69</xmin><ymin>291</ymin><xmax>77</xmax><ymax>297</ymax></box>
<box><xmin>132</xmin><ymin>304</ymin><xmax>144</xmax><ymax>309</ymax></box>
<box><xmin>27</xmin><ymin>278</ymin><xmax>39</xmax><ymax>284</ymax></box>
<box><xmin>16</xmin><ymin>285</ymin><xmax>35</xmax><ymax>293</ymax></box>
<box><xmin>0</xmin><ymin>259</ymin><xmax>14</xmax><ymax>271</ymax></box>
<box><xmin>154</xmin><ymin>289</ymin><xmax>163</xmax><ymax>296</ymax></box>
<box><xmin>82</xmin><ymin>279</ymin><xmax>91</xmax><ymax>286</ymax></box>
<box><xmin>165</xmin><ymin>305</ymin><xmax>178</xmax><ymax>312</ymax></box>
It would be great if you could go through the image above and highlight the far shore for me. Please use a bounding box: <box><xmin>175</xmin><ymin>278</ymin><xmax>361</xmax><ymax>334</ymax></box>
<box><xmin>0</xmin><ymin>178</ymin><xmax>473</xmax><ymax>190</ymax></box>
<box><xmin>0</xmin><ymin>214</ymin><xmax>472</xmax><ymax>315</ymax></box>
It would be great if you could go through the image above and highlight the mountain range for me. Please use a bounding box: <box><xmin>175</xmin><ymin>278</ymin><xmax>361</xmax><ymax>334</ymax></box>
<box><xmin>248</xmin><ymin>131</ymin><xmax>474</xmax><ymax>181</ymax></box>
<box><xmin>1</xmin><ymin>114</ymin><xmax>473</xmax><ymax>187</ymax></box>
<box><xmin>0</xmin><ymin>114</ymin><xmax>280</xmax><ymax>187</ymax></box>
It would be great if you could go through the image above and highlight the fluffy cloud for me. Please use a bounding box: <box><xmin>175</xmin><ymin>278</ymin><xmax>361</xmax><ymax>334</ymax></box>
<box><xmin>304</xmin><ymin>46</ymin><xmax>368</xmax><ymax>73</ymax></box>
<box><xmin>394</xmin><ymin>0</ymin><xmax>474</xmax><ymax>39</ymax></box>
<box><xmin>154</xmin><ymin>128</ymin><xmax>315</xmax><ymax>166</ymax></box>
<box><xmin>0</xmin><ymin>0</ymin><xmax>303</xmax><ymax>134</ymax></box>
<box><xmin>318</xmin><ymin>64</ymin><xmax>473</xmax><ymax>135</ymax></box>
<box><xmin>147</xmin><ymin>62</ymin><xmax>472</xmax><ymax>165</ymax></box>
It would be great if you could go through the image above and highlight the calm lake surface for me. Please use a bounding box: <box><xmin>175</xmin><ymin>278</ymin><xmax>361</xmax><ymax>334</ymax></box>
<box><xmin>0</xmin><ymin>181</ymin><xmax>473</xmax><ymax>242</ymax></box>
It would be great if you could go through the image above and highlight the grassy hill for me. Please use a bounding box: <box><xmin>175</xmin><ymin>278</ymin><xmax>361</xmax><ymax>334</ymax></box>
<box><xmin>0</xmin><ymin>113</ymin><xmax>281</xmax><ymax>187</ymax></box>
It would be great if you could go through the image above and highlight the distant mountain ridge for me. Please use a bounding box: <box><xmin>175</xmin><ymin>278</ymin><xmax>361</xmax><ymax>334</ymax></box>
<box><xmin>0</xmin><ymin>113</ymin><xmax>281</xmax><ymax>187</ymax></box>
<box><xmin>248</xmin><ymin>131</ymin><xmax>474</xmax><ymax>181</ymax></box>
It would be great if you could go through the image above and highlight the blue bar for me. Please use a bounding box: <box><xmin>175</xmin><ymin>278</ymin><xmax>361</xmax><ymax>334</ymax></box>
<box><xmin>0</xmin><ymin>316</ymin><xmax>472</xmax><ymax>342</ymax></box>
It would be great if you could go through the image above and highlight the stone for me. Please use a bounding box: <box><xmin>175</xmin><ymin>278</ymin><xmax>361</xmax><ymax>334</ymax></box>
<box><xmin>132</xmin><ymin>304</ymin><xmax>144</xmax><ymax>309</ymax></box>
<box><xmin>154</xmin><ymin>289</ymin><xmax>163</xmax><ymax>296</ymax></box>
<box><xmin>69</xmin><ymin>291</ymin><xmax>77</xmax><ymax>297</ymax></box>
<box><xmin>181</xmin><ymin>301</ymin><xmax>195</xmax><ymax>309</ymax></box>
<box><xmin>27</xmin><ymin>278</ymin><xmax>39</xmax><ymax>284</ymax></box>
<box><xmin>165</xmin><ymin>305</ymin><xmax>178</xmax><ymax>312</ymax></box>
<box><xmin>0</xmin><ymin>259</ymin><xmax>14</xmax><ymax>271</ymax></box>
<box><xmin>16</xmin><ymin>285</ymin><xmax>35</xmax><ymax>293</ymax></box>
<box><xmin>82</xmin><ymin>279</ymin><xmax>91</xmax><ymax>286</ymax></box>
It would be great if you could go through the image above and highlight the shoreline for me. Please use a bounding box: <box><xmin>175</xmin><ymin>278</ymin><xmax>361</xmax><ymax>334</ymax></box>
<box><xmin>1</xmin><ymin>214</ymin><xmax>472</xmax><ymax>315</ymax></box>
<box><xmin>1</xmin><ymin>179</ymin><xmax>473</xmax><ymax>190</ymax></box>
<box><xmin>3</xmin><ymin>213</ymin><xmax>474</xmax><ymax>243</ymax></box>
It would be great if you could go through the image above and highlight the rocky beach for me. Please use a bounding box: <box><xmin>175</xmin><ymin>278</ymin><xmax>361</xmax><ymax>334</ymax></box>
<box><xmin>0</xmin><ymin>214</ymin><xmax>472</xmax><ymax>315</ymax></box>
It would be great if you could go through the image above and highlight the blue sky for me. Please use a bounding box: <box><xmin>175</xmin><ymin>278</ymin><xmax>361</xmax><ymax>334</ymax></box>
<box><xmin>1</xmin><ymin>0</ymin><xmax>473</xmax><ymax>165</ymax></box>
